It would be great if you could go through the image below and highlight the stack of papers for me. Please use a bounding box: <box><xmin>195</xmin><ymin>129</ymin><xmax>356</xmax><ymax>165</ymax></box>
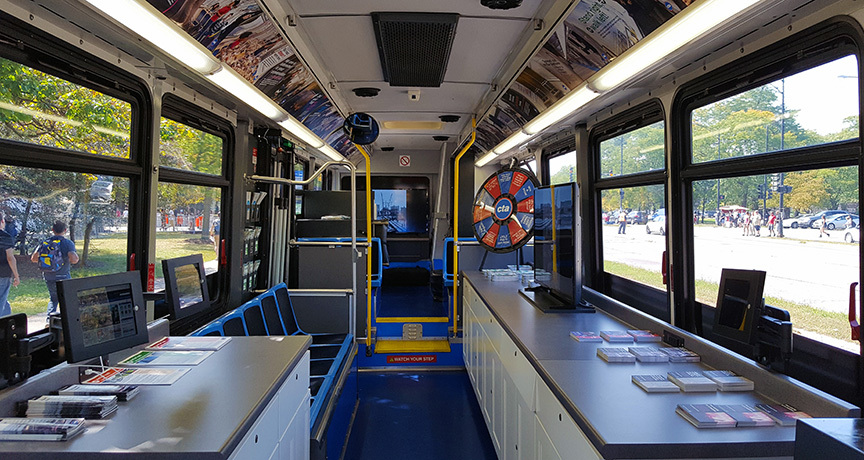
<box><xmin>597</xmin><ymin>347</ymin><xmax>636</xmax><ymax>363</ymax></box>
<box><xmin>632</xmin><ymin>375</ymin><xmax>680</xmax><ymax>393</ymax></box>
<box><xmin>714</xmin><ymin>404</ymin><xmax>775</xmax><ymax>427</ymax></box>
<box><xmin>627</xmin><ymin>330</ymin><xmax>662</xmax><ymax>342</ymax></box>
<box><xmin>118</xmin><ymin>350</ymin><xmax>213</xmax><ymax>367</ymax></box>
<box><xmin>703</xmin><ymin>370</ymin><xmax>754</xmax><ymax>391</ymax></box>
<box><xmin>0</xmin><ymin>417</ymin><xmax>85</xmax><ymax>441</ymax></box>
<box><xmin>667</xmin><ymin>371</ymin><xmax>718</xmax><ymax>392</ymax></box>
<box><xmin>146</xmin><ymin>336</ymin><xmax>231</xmax><ymax>351</ymax></box>
<box><xmin>569</xmin><ymin>331</ymin><xmax>602</xmax><ymax>342</ymax></box>
<box><xmin>599</xmin><ymin>331</ymin><xmax>634</xmax><ymax>342</ymax></box>
<box><xmin>19</xmin><ymin>395</ymin><xmax>117</xmax><ymax>420</ymax></box>
<box><xmin>658</xmin><ymin>348</ymin><xmax>700</xmax><ymax>362</ymax></box>
<box><xmin>755</xmin><ymin>404</ymin><xmax>812</xmax><ymax>426</ymax></box>
<box><xmin>83</xmin><ymin>367</ymin><xmax>190</xmax><ymax>386</ymax></box>
<box><xmin>57</xmin><ymin>384</ymin><xmax>139</xmax><ymax>401</ymax></box>
<box><xmin>628</xmin><ymin>347</ymin><xmax>669</xmax><ymax>363</ymax></box>
<box><xmin>676</xmin><ymin>404</ymin><xmax>738</xmax><ymax>428</ymax></box>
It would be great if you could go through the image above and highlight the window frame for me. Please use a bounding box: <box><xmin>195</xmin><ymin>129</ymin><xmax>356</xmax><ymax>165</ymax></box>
<box><xmin>0</xmin><ymin>12</ymin><xmax>152</xmax><ymax>289</ymax></box>
<box><xmin>669</xmin><ymin>16</ymin><xmax>864</xmax><ymax>403</ymax></box>
<box><xmin>587</xmin><ymin>100</ymin><xmax>668</xmax><ymax>319</ymax></box>
<box><xmin>158</xmin><ymin>95</ymin><xmax>234</xmax><ymax>323</ymax></box>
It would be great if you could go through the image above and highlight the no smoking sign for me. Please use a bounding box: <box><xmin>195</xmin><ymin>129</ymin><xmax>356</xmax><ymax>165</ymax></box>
<box><xmin>398</xmin><ymin>155</ymin><xmax>411</xmax><ymax>167</ymax></box>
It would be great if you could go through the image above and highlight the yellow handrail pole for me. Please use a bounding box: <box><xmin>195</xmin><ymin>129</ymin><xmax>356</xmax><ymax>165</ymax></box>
<box><xmin>354</xmin><ymin>144</ymin><xmax>374</xmax><ymax>352</ymax></box>
<box><xmin>452</xmin><ymin>118</ymin><xmax>476</xmax><ymax>338</ymax></box>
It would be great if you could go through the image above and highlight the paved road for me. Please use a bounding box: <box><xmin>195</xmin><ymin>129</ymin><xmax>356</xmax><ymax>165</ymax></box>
<box><xmin>603</xmin><ymin>223</ymin><xmax>859</xmax><ymax>314</ymax></box>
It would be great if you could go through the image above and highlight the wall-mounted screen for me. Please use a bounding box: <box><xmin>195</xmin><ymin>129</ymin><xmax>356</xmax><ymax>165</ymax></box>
<box><xmin>532</xmin><ymin>183</ymin><xmax>581</xmax><ymax>306</ymax></box>
<box><xmin>713</xmin><ymin>268</ymin><xmax>766</xmax><ymax>346</ymax></box>
<box><xmin>162</xmin><ymin>254</ymin><xmax>211</xmax><ymax>321</ymax></box>
<box><xmin>58</xmin><ymin>271</ymin><xmax>148</xmax><ymax>363</ymax></box>
<box><xmin>373</xmin><ymin>189</ymin><xmax>429</xmax><ymax>234</ymax></box>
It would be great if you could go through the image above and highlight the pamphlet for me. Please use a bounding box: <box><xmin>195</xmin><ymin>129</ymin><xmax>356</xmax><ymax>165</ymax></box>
<box><xmin>715</xmin><ymin>404</ymin><xmax>775</xmax><ymax>427</ymax></box>
<box><xmin>57</xmin><ymin>384</ymin><xmax>139</xmax><ymax>401</ymax></box>
<box><xmin>597</xmin><ymin>347</ymin><xmax>635</xmax><ymax>363</ymax></box>
<box><xmin>676</xmin><ymin>404</ymin><xmax>737</xmax><ymax>428</ymax></box>
<box><xmin>599</xmin><ymin>331</ymin><xmax>634</xmax><ymax>342</ymax></box>
<box><xmin>627</xmin><ymin>330</ymin><xmax>662</xmax><ymax>342</ymax></box>
<box><xmin>118</xmin><ymin>350</ymin><xmax>214</xmax><ymax>367</ymax></box>
<box><xmin>145</xmin><ymin>336</ymin><xmax>231</xmax><ymax>351</ymax></box>
<box><xmin>18</xmin><ymin>395</ymin><xmax>117</xmax><ymax>420</ymax></box>
<box><xmin>702</xmin><ymin>370</ymin><xmax>754</xmax><ymax>391</ymax></box>
<box><xmin>667</xmin><ymin>371</ymin><xmax>718</xmax><ymax>392</ymax></box>
<box><xmin>627</xmin><ymin>347</ymin><xmax>669</xmax><ymax>363</ymax></box>
<box><xmin>83</xmin><ymin>367</ymin><xmax>190</xmax><ymax>386</ymax></box>
<box><xmin>569</xmin><ymin>331</ymin><xmax>603</xmax><ymax>342</ymax></box>
<box><xmin>632</xmin><ymin>375</ymin><xmax>680</xmax><ymax>393</ymax></box>
<box><xmin>0</xmin><ymin>417</ymin><xmax>85</xmax><ymax>441</ymax></box>
<box><xmin>755</xmin><ymin>403</ymin><xmax>812</xmax><ymax>427</ymax></box>
<box><xmin>658</xmin><ymin>347</ymin><xmax>700</xmax><ymax>362</ymax></box>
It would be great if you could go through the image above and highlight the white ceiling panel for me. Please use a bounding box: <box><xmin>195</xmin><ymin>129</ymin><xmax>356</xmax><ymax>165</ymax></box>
<box><xmin>444</xmin><ymin>17</ymin><xmax>529</xmax><ymax>83</ymax></box>
<box><xmin>371</xmin><ymin>134</ymin><xmax>451</xmax><ymax>151</ymax></box>
<box><xmin>300</xmin><ymin>16</ymin><xmax>383</xmax><ymax>82</ymax></box>
<box><xmin>344</xmin><ymin>82</ymin><xmax>487</xmax><ymax>114</ymax></box>
<box><xmin>286</xmin><ymin>0</ymin><xmax>545</xmax><ymax>19</ymax></box>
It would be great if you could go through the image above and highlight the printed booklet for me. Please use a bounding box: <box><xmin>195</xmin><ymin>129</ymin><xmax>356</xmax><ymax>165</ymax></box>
<box><xmin>597</xmin><ymin>347</ymin><xmax>636</xmax><ymax>363</ymax></box>
<box><xmin>83</xmin><ymin>367</ymin><xmax>190</xmax><ymax>386</ymax></box>
<box><xmin>658</xmin><ymin>348</ymin><xmax>701</xmax><ymax>363</ymax></box>
<box><xmin>755</xmin><ymin>404</ymin><xmax>812</xmax><ymax>427</ymax></box>
<box><xmin>702</xmin><ymin>370</ymin><xmax>754</xmax><ymax>391</ymax></box>
<box><xmin>599</xmin><ymin>331</ymin><xmax>634</xmax><ymax>342</ymax></box>
<box><xmin>569</xmin><ymin>331</ymin><xmax>603</xmax><ymax>342</ymax></box>
<box><xmin>667</xmin><ymin>371</ymin><xmax>718</xmax><ymax>392</ymax></box>
<box><xmin>632</xmin><ymin>375</ymin><xmax>680</xmax><ymax>393</ymax></box>
<box><xmin>676</xmin><ymin>404</ymin><xmax>737</xmax><ymax>428</ymax></box>
<box><xmin>627</xmin><ymin>330</ymin><xmax>662</xmax><ymax>342</ymax></box>
<box><xmin>57</xmin><ymin>384</ymin><xmax>139</xmax><ymax>401</ymax></box>
<box><xmin>628</xmin><ymin>347</ymin><xmax>669</xmax><ymax>363</ymax></box>
<box><xmin>714</xmin><ymin>404</ymin><xmax>775</xmax><ymax>427</ymax></box>
<box><xmin>0</xmin><ymin>417</ymin><xmax>85</xmax><ymax>441</ymax></box>
<box><xmin>118</xmin><ymin>350</ymin><xmax>214</xmax><ymax>367</ymax></box>
<box><xmin>145</xmin><ymin>336</ymin><xmax>231</xmax><ymax>351</ymax></box>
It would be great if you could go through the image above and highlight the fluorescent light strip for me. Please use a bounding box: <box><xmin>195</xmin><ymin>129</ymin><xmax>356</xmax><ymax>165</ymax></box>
<box><xmin>493</xmin><ymin>131</ymin><xmax>532</xmax><ymax>155</ymax></box>
<box><xmin>589</xmin><ymin>0</ymin><xmax>761</xmax><ymax>92</ymax></box>
<box><xmin>207</xmin><ymin>68</ymin><xmax>285</xmax><ymax>120</ymax></box>
<box><xmin>84</xmin><ymin>0</ymin><xmax>220</xmax><ymax>74</ymax></box>
<box><xmin>523</xmin><ymin>85</ymin><xmax>599</xmax><ymax>135</ymax></box>
<box><xmin>318</xmin><ymin>145</ymin><xmax>344</xmax><ymax>161</ymax></box>
<box><xmin>475</xmin><ymin>150</ymin><xmax>499</xmax><ymax>168</ymax></box>
<box><xmin>279</xmin><ymin>117</ymin><xmax>325</xmax><ymax>149</ymax></box>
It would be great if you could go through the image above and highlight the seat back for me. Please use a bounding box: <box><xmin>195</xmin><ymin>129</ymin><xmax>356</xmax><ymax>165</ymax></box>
<box><xmin>221</xmin><ymin>309</ymin><xmax>248</xmax><ymax>336</ymax></box>
<box><xmin>242</xmin><ymin>299</ymin><xmax>268</xmax><ymax>336</ymax></box>
<box><xmin>260</xmin><ymin>292</ymin><xmax>286</xmax><ymax>335</ymax></box>
<box><xmin>191</xmin><ymin>320</ymin><xmax>223</xmax><ymax>336</ymax></box>
<box><xmin>274</xmin><ymin>284</ymin><xmax>302</xmax><ymax>335</ymax></box>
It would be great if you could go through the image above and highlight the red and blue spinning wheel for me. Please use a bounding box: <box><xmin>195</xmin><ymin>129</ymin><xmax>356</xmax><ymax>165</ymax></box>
<box><xmin>472</xmin><ymin>167</ymin><xmax>538</xmax><ymax>253</ymax></box>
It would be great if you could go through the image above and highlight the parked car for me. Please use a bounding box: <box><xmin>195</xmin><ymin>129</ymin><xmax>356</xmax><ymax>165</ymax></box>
<box><xmin>89</xmin><ymin>180</ymin><xmax>113</xmax><ymax>201</ymax></box>
<box><xmin>790</xmin><ymin>210</ymin><xmax>846</xmax><ymax>229</ymax></box>
<box><xmin>822</xmin><ymin>213</ymin><xmax>859</xmax><ymax>230</ymax></box>
<box><xmin>627</xmin><ymin>210</ymin><xmax>648</xmax><ymax>225</ymax></box>
<box><xmin>645</xmin><ymin>215</ymin><xmax>666</xmax><ymax>235</ymax></box>
<box><xmin>808</xmin><ymin>210</ymin><xmax>854</xmax><ymax>229</ymax></box>
<box><xmin>845</xmin><ymin>225</ymin><xmax>859</xmax><ymax>243</ymax></box>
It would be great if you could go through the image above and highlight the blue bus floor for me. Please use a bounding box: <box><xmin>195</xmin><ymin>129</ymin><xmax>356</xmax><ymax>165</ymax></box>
<box><xmin>377</xmin><ymin>285</ymin><xmax>447</xmax><ymax>318</ymax></box>
<box><xmin>343</xmin><ymin>371</ymin><xmax>496</xmax><ymax>460</ymax></box>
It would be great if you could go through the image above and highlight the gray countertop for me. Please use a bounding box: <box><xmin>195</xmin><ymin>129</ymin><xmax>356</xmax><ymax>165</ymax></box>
<box><xmin>0</xmin><ymin>335</ymin><xmax>311</xmax><ymax>459</ymax></box>
<box><xmin>464</xmin><ymin>272</ymin><xmax>858</xmax><ymax>459</ymax></box>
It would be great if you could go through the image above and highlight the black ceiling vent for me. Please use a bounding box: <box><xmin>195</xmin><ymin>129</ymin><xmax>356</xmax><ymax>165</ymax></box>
<box><xmin>353</xmin><ymin>87</ymin><xmax>380</xmax><ymax>97</ymax></box>
<box><xmin>372</xmin><ymin>12</ymin><xmax>459</xmax><ymax>87</ymax></box>
<box><xmin>439</xmin><ymin>115</ymin><xmax>460</xmax><ymax>123</ymax></box>
<box><xmin>381</xmin><ymin>147</ymin><xmax>395</xmax><ymax>151</ymax></box>
<box><xmin>433</xmin><ymin>136</ymin><xmax>449</xmax><ymax>141</ymax></box>
<box><xmin>481</xmin><ymin>0</ymin><xmax>522</xmax><ymax>10</ymax></box>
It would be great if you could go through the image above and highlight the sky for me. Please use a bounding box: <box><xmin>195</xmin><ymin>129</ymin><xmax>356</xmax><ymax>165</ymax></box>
<box><xmin>783</xmin><ymin>54</ymin><xmax>859</xmax><ymax>135</ymax></box>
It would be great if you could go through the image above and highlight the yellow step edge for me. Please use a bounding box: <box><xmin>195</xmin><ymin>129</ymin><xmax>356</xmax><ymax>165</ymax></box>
<box><xmin>374</xmin><ymin>339</ymin><xmax>451</xmax><ymax>354</ymax></box>
<box><xmin>375</xmin><ymin>316</ymin><xmax>449</xmax><ymax>323</ymax></box>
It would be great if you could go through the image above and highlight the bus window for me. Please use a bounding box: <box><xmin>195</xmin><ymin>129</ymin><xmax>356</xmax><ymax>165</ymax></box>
<box><xmin>693</xmin><ymin>166</ymin><xmax>860</xmax><ymax>353</ymax></box>
<box><xmin>601</xmin><ymin>185</ymin><xmax>666</xmax><ymax>285</ymax></box>
<box><xmin>1</xmin><ymin>167</ymin><xmax>130</xmax><ymax>320</ymax></box>
<box><xmin>692</xmin><ymin>55</ymin><xmax>859</xmax><ymax>163</ymax></box>
<box><xmin>548</xmin><ymin>151</ymin><xmax>576</xmax><ymax>185</ymax></box>
<box><xmin>600</xmin><ymin>121</ymin><xmax>665</xmax><ymax>177</ymax></box>
<box><xmin>0</xmin><ymin>56</ymin><xmax>132</xmax><ymax>159</ymax></box>
<box><xmin>159</xmin><ymin>118</ymin><xmax>223</xmax><ymax>175</ymax></box>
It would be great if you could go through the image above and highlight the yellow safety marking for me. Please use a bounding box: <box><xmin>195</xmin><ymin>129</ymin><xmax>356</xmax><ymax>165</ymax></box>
<box><xmin>375</xmin><ymin>317</ymin><xmax>449</xmax><ymax>323</ymax></box>
<box><xmin>375</xmin><ymin>339</ymin><xmax>451</xmax><ymax>354</ymax></box>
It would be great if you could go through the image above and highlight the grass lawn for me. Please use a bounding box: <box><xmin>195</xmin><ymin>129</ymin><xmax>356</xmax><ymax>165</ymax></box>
<box><xmin>604</xmin><ymin>260</ymin><xmax>855</xmax><ymax>347</ymax></box>
<box><xmin>9</xmin><ymin>232</ymin><xmax>216</xmax><ymax>317</ymax></box>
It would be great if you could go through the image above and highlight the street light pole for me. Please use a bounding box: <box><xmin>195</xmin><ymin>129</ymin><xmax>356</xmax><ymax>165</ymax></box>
<box><xmin>778</xmin><ymin>78</ymin><xmax>786</xmax><ymax>237</ymax></box>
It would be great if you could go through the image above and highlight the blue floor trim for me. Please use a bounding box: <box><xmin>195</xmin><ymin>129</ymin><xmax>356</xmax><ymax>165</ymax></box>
<box><xmin>343</xmin><ymin>371</ymin><xmax>496</xmax><ymax>460</ymax></box>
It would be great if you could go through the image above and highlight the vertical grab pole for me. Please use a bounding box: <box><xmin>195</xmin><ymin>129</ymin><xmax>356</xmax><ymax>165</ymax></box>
<box><xmin>453</xmin><ymin>118</ymin><xmax>476</xmax><ymax>338</ymax></box>
<box><xmin>354</xmin><ymin>144</ymin><xmax>375</xmax><ymax>354</ymax></box>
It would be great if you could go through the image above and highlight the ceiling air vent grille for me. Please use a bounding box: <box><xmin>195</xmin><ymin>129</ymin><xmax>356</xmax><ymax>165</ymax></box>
<box><xmin>372</xmin><ymin>12</ymin><xmax>459</xmax><ymax>87</ymax></box>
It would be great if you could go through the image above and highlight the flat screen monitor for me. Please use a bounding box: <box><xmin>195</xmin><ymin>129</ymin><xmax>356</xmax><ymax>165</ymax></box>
<box><xmin>58</xmin><ymin>271</ymin><xmax>148</xmax><ymax>363</ymax></box>
<box><xmin>162</xmin><ymin>254</ymin><xmax>211</xmax><ymax>320</ymax></box>
<box><xmin>713</xmin><ymin>268</ymin><xmax>766</xmax><ymax>346</ymax></box>
<box><xmin>528</xmin><ymin>182</ymin><xmax>583</xmax><ymax>309</ymax></box>
<box><xmin>373</xmin><ymin>188</ymin><xmax>429</xmax><ymax>234</ymax></box>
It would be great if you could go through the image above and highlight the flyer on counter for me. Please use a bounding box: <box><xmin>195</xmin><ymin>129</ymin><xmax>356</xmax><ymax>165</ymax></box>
<box><xmin>118</xmin><ymin>350</ymin><xmax>214</xmax><ymax>367</ymax></box>
<box><xmin>82</xmin><ymin>367</ymin><xmax>190</xmax><ymax>386</ymax></box>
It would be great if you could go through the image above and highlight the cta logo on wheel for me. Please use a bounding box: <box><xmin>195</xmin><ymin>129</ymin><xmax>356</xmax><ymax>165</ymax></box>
<box><xmin>494</xmin><ymin>197</ymin><xmax>514</xmax><ymax>221</ymax></box>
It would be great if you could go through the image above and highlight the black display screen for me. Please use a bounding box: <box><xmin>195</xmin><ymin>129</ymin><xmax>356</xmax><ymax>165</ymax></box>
<box><xmin>533</xmin><ymin>183</ymin><xmax>578</xmax><ymax>304</ymax></box>
<box><xmin>373</xmin><ymin>189</ymin><xmax>429</xmax><ymax>233</ymax></box>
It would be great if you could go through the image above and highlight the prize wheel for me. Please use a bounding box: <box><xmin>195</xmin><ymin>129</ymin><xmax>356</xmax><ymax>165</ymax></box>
<box><xmin>472</xmin><ymin>167</ymin><xmax>539</xmax><ymax>253</ymax></box>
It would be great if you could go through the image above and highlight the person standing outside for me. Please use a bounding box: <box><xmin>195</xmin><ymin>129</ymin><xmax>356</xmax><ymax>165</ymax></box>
<box><xmin>0</xmin><ymin>212</ymin><xmax>20</xmax><ymax>317</ymax></box>
<box><xmin>617</xmin><ymin>210</ymin><xmax>627</xmax><ymax>234</ymax></box>
<box><xmin>819</xmin><ymin>214</ymin><xmax>830</xmax><ymax>238</ymax></box>
<box><xmin>767</xmin><ymin>211</ymin><xmax>777</xmax><ymax>237</ymax></box>
<box><xmin>30</xmin><ymin>221</ymin><xmax>78</xmax><ymax>316</ymax></box>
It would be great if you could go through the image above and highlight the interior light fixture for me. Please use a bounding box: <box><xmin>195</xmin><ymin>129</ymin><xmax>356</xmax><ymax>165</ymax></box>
<box><xmin>589</xmin><ymin>0</ymin><xmax>762</xmax><ymax>92</ymax></box>
<box><xmin>83</xmin><ymin>0</ymin><xmax>221</xmax><ymax>74</ymax></box>
<box><xmin>279</xmin><ymin>117</ymin><xmax>326</xmax><ymax>149</ymax></box>
<box><xmin>476</xmin><ymin>130</ymin><xmax>532</xmax><ymax>167</ymax></box>
<box><xmin>318</xmin><ymin>144</ymin><xmax>344</xmax><ymax>161</ymax></box>
<box><xmin>475</xmin><ymin>150</ymin><xmax>499</xmax><ymax>168</ymax></box>
<box><xmin>523</xmin><ymin>85</ymin><xmax>599</xmax><ymax>135</ymax></box>
<box><xmin>207</xmin><ymin>67</ymin><xmax>285</xmax><ymax>120</ymax></box>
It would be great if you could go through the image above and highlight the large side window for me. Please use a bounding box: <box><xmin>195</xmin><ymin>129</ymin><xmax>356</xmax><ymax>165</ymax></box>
<box><xmin>591</xmin><ymin>103</ymin><xmax>667</xmax><ymax>314</ymax></box>
<box><xmin>687</xmin><ymin>55</ymin><xmax>860</xmax><ymax>353</ymax></box>
<box><xmin>156</xmin><ymin>105</ymin><xmax>230</xmax><ymax>295</ymax></box>
<box><xmin>0</xmin><ymin>49</ymin><xmax>145</xmax><ymax>322</ymax></box>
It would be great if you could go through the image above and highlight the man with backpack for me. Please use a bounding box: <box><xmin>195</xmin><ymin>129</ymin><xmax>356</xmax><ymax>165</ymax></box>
<box><xmin>30</xmin><ymin>221</ymin><xmax>78</xmax><ymax>316</ymax></box>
